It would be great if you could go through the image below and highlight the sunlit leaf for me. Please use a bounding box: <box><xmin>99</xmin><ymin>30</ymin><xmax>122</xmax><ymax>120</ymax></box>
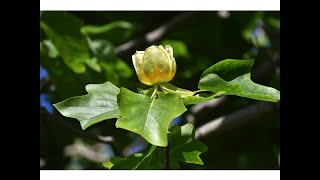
<box><xmin>116</xmin><ymin>88</ymin><xmax>187</xmax><ymax>146</ymax></box>
<box><xmin>199</xmin><ymin>59</ymin><xmax>280</xmax><ymax>102</ymax></box>
<box><xmin>53</xmin><ymin>82</ymin><xmax>120</xmax><ymax>129</ymax></box>
<box><xmin>81</xmin><ymin>21</ymin><xmax>135</xmax><ymax>44</ymax></box>
<box><xmin>81</xmin><ymin>21</ymin><xmax>134</xmax><ymax>35</ymax></box>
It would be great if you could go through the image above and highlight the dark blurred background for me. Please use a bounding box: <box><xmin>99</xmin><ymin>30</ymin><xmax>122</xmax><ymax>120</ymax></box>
<box><xmin>40</xmin><ymin>11</ymin><xmax>280</xmax><ymax>169</ymax></box>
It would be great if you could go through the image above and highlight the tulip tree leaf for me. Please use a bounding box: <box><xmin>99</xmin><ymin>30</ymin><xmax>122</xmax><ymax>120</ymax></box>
<box><xmin>40</xmin><ymin>41</ymin><xmax>90</xmax><ymax>100</ymax></box>
<box><xmin>53</xmin><ymin>82</ymin><xmax>120</xmax><ymax>130</ymax></box>
<box><xmin>148</xmin><ymin>149</ymin><xmax>166</xmax><ymax>169</ymax></box>
<box><xmin>40</xmin><ymin>12</ymin><xmax>94</xmax><ymax>73</ymax></box>
<box><xmin>116</xmin><ymin>88</ymin><xmax>187</xmax><ymax>147</ymax></box>
<box><xmin>105</xmin><ymin>145</ymin><xmax>161</xmax><ymax>170</ymax></box>
<box><xmin>87</xmin><ymin>39</ymin><xmax>133</xmax><ymax>85</ymax></box>
<box><xmin>105</xmin><ymin>123</ymin><xmax>208</xmax><ymax>170</ymax></box>
<box><xmin>199</xmin><ymin>59</ymin><xmax>280</xmax><ymax>102</ymax></box>
<box><xmin>85</xmin><ymin>57</ymin><xmax>102</xmax><ymax>72</ymax></box>
<box><xmin>81</xmin><ymin>21</ymin><xmax>134</xmax><ymax>35</ymax></box>
<box><xmin>168</xmin><ymin>123</ymin><xmax>208</xmax><ymax>169</ymax></box>
<box><xmin>81</xmin><ymin>21</ymin><xmax>135</xmax><ymax>44</ymax></box>
<box><xmin>183</xmin><ymin>91</ymin><xmax>226</xmax><ymax>105</ymax></box>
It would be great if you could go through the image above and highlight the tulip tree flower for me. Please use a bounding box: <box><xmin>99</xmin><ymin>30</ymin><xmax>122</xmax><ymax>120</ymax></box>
<box><xmin>132</xmin><ymin>45</ymin><xmax>176</xmax><ymax>86</ymax></box>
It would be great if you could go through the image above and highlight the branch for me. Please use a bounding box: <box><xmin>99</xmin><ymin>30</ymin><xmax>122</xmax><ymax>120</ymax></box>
<box><xmin>195</xmin><ymin>102</ymin><xmax>279</xmax><ymax>139</ymax></box>
<box><xmin>115</xmin><ymin>12</ymin><xmax>193</xmax><ymax>57</ymax></box>
<box><xmin>64</xmin><ymin>143</ymin><xmax>110</xmax><ymax>163</ymax></box>
<box><xmin>186</xmin><ymin>96</ymin><xmax>228</xmax><ymax>123</ymax></box>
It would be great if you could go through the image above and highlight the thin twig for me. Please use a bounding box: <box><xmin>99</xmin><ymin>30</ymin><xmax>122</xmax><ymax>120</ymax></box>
<box><xmin>195</xmin><ymin>102</ymin><xmax>279</xmax><ymax>139</ymax></box>
<box><xmin>115</xmin><ymin>12</ymin><xmax>193</xmax><ymax>57</ymax></box>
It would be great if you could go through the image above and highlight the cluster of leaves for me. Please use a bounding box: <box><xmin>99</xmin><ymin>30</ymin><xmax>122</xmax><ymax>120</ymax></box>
<box><xmin>103</xmin><ymin>123</ymin><xmax>207</xmax><ymax>169</ymax></box>
<box><xmin>54</xmin><ymin>58</ymin><xmax>280</xmax><ymax>169</ymax></box>
<box><xmin>40</xmin><ymin>12</ymin><xmax>135</xmax><ymax>100</ymax></box>
<box><xmin>41</xmin><ymin>11</ymin><xmax>280</xmax><ymax>169</ymax></box>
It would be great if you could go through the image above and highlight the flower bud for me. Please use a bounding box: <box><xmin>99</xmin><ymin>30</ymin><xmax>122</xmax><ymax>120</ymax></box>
<box><xmin>132</xmin><ymin>45</ymin><xmax>176</xmax><ymax>86</ymax></box>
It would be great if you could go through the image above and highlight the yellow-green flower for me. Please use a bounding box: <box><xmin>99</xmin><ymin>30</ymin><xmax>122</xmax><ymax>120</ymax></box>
<box><xmin>132</xmin><ymin>45</ymin><xmax>176</xmax><ymax>86</ymax></box>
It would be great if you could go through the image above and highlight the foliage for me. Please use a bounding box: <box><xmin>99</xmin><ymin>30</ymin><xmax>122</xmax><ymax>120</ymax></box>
<box><xmin>40</xmin><ymin>11</ymin><xmax>280</xmax><ymax>170</ymax></box>
<box><xmin>41</xmin><ymin>12</ymin><xmax>94</xmax><ymax>73</ymax></box>
<box><xmin>168</xmin><ymin>123</ymin><xmax>208</xmax><ymax>169</ymax></box>
<box><xmin>53</xmin><ymin>82</ymin><xmax>120</xmax><ymax>130</ymax></box>
<box><xmin>199</xmin><ymin>59</ymin><xmax>280</xmax><ymax>102</ymax></box>
<box><xmin>53</xmin><ymin>58</ymin><xmax>279</xmax><ymax>169</ymax></box>
<box><xmin>116</xmin><ymin>88</ymin><xmax>187</xmax><ymax>147</ymax></box>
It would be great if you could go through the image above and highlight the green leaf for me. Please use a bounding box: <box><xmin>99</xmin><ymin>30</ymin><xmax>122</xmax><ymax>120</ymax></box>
<box><xmin>108</xmin><ymin>145</ymin><xmax>158</xmax><ymax>170</ymax></box>
<box><xmin>183</xmin><ymin>91</ymin><xmax>226</xmax><ymax>105</ymax></box>
<box><xmin>81</xmin><ymin>21</ymin><xmax>135</xmax><ymax>44</ymax></box>
<box><xmin>40</xmin><ymin>41</ymin><xmax>95</xmax><ymax>100</ymax></box>
<box><xmin>148</xmin><ymin>149</ymin><xmax>165</xmax><ymax>169</ymax></box>
<box><xmin>159</xmin><ymin>83</ymin><xmax>195</xmax><ymax>98</ymax></box>
<box><xmin>169</xmin><ymin>156</ymin><xmax>181</xmax><ymax>169</ymax></box>
<box><xmin>53</xmin><ymin>82</ymin><xmax>120</xmax><ymax>130</ymax></box>
<box><xmin>106</xmin><ymin>124</ymin><xmax>208</xmax><ymax>170</ymax></box>
<box><xmin>81</xmin><ymin>21</ymin><xmax>134</xmax><ymax>35</ymax></box>
<box><xmin>40</xmin><ymin>12</ymin><xmax>93</xmax><ymax>73</ymax></box>
<box><xmin>116</xmin><ymin>88</ymin><xmax>187</xmax><ymax>147</ymax></box>
<box><xmin>199</xmin><ymin>59</ymin><xmax>280</xmax><ymax>102</ymax></box>
<box><xmin>87</xmin><ymin>39</ymin><xmax>115</xmax><ymax>60</ymax></box>
<box><xmin>42</xmin><ymin>40</ymin><xmax>59</xmax><ymax>58</ymax></box>
<box><xmin>267</xmin><ymin>17</ymin><xmax>280</xmax><ymax>29</ymax></box>
<box><xmin>102</xmin><ymin>157</ymin><xmax>125</xmax><ymax>169</ymax></box>
<box><xmin>87</xmin><ymin>39</ymin><xmax>133</xmax><ymax>85</ymax></box>
<box><xmin>85</xmin><ymin>57</ymin><xmax>102</xmax><ymax>72</ymax></box>
<box><xmin>169</xmin><ymin>123</ymin><xmax>208</xmax><ymax>167</ymax></box>
<box><xmin>201</xmin><ymin>59</ymin><xmax>254</xmax><ymax>81</ymax></box>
